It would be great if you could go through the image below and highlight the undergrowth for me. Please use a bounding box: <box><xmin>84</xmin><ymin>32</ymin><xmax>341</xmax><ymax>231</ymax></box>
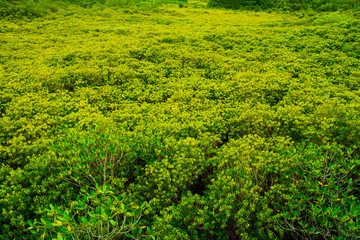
<box><xmin>0</xmin><ymin>3</ymin><xmax>359</xmax><ymax>240</ymax></box>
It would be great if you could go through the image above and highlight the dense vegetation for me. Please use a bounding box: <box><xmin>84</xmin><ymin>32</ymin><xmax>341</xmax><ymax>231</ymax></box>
<box><xmin>1</xmin><ymin>0</ymin><xmax>360</xmax><ymax>239</ymax></box>
<box><xmin>2</xmin><ymin>0</ymin><xmax>360</xmax><ymax>18</ymax></box>
<box><xmin>208</xmin><ymin>0</ymin><xmax>360</xmax><ymax>11</ymax></box>
<box><xmin>0</xmin><ymin>0</ymin><xmax>188</xmax><ymax>18</ymax></box>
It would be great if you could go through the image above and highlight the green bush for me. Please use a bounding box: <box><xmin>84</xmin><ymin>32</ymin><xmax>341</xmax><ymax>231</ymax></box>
<box><xmin>207</xmin><ymin>0</ymin><xmax>360</xmax><ymax>11</ymax></box>
<box><xmin>0</xmin><ymin>0</ymin><xmax>162</xmax><ymax>18</ymax></box>
<box><xmin>0</xmin><ymin>0</ymin><xmax>60</xmax><ymax>18</ymax></box>
<box><xmin>208</xmin><ymin>0</ymin><xmax>260</xmax><ymax>9</ymax></box>
<box><xmin>1</xmin><ymin>4</ymin><xmax>359</xmax><ymax>239</ymax></box>
<box><xmin>0</xmin><ymin>159</ymin><xmax>76</xmax><ymax>239</ymax></box>
<box><xmin>30</xmin><ymin>184</ymin><xmax>149</xmax><ymax>240</ymax></box>
<box><xmin>149</xmin><ymin>139</ymin><xmax>360</xmax><ymax>239</ymax></box>
<box><xmin>275</xmin><ymin>143</ymin><xmax>360</xmax><ymax>239</ymax></box>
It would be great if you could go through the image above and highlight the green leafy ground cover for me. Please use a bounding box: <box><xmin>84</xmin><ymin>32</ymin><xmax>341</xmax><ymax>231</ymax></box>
<box><xmin>208</xmin><ymin>0</ymin><xmax>360</xmax><ymax>12</ymax></box>
<box><xmin>1</xmin><ymin>3</ymin><xmax>360</xmax><ymax>239</ymax></box>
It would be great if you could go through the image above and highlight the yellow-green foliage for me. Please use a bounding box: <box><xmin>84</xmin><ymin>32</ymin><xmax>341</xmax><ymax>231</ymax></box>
<box><xmin>0</xmin><ymin>4</ymin><xmax>359</xmax><ymax>239</ymax></box>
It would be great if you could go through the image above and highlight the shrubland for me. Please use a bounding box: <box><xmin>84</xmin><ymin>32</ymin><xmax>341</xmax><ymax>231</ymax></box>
<box><xmin>0</xmin><ymin>1</ymin><xmax>360</xmax><ymax>239</ymax></box>
<box><xmin>1</xmin><ymin>0</ymin><xmax>359</xmax><ymax>18</ymax></box>
<box><xmin>208</xmin><ymin>0</ymin><xmax>360</xmax><ymax>11</ymax></box>
<box><xmin>0</xmin><ymin>0</ymin><xmax>187</xmax><ymax>18</ymax></box>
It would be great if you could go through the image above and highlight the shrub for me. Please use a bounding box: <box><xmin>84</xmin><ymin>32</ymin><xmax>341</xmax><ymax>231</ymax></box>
<box><xmin>0</xmin><ymin>0</ymin><xmax>58</xmax><ymax>18</ymax></box>
<box><xmin>30</xmin><ymin>184</ymin><xmax>149</xmax><ymax>240</ymax></box>
<box><xmin>207</xmin><ymin>0</ymin><xmax>359</xmax><ymax>11</ymax></box>
<box><xmin>275</xmin><ymin>143</ymin><xmax>360</xmax><ymax>239</ymax></box>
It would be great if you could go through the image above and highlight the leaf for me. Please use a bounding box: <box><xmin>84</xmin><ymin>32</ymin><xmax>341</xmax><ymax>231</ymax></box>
<box><xmin>81</xmin><ymin>217</ymin><xmax>88</xmax><ymax>224</ymax></box>
<box><xmin>110</xmin><ymin>220</ymin><xmax>117</xmax><ymax>226</ymax></box>
<box><xmin>126</xmin><ymin>212</ymin><xmax>134</xmax><ymax>217</ymax></box>
<box><xmin>57</xmin><ymin>232</ymin><xmax>63</xmax><ymax>240</ymax></box>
